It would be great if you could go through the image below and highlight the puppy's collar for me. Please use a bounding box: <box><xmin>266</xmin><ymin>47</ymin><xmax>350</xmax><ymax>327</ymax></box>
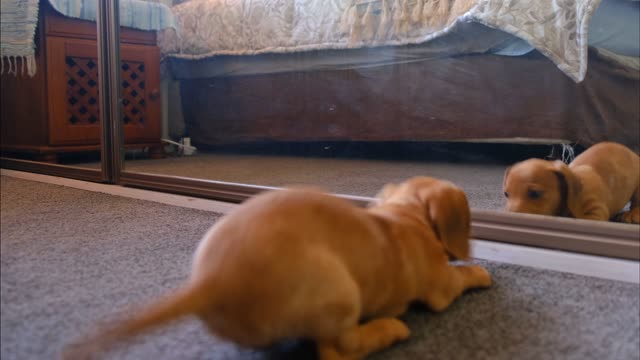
<box><xmin>553</xmin><ymin>171</ymin><xmax>571</xmax><ymax>217</ymax></box>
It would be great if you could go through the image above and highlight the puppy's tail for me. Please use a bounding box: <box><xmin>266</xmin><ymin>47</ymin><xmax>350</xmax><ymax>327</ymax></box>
<box><xmin>63</xmin><ymin>281</ymin><xmax>209</xmax><ymax>359</ymax></box>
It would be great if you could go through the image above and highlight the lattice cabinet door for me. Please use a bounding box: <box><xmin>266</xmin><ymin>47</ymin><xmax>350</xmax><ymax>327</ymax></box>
<box><xmin>46</xmin><ymin>37</ymin><xmax>161</xmax><ymax>145</ymax></box>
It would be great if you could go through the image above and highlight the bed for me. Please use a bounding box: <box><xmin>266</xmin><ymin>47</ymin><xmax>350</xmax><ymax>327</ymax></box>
<box><xmin>158</xmin><ymin>0</ymin><xmax>640</xmax><ymax>152</ymax></box>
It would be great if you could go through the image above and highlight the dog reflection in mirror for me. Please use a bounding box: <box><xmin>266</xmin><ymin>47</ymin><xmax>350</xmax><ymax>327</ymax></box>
<box><xmin>503</xmin><ymin>142</ymin><xmax>639</xmax><ymax>223</ymax></box>
<box><xmin>63</xmin><ymin>176</ymin><xmax>491</xmax><ymax>360</ymax></box>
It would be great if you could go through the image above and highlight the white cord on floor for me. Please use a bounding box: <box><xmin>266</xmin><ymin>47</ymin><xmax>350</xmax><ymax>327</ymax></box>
<box><xmin>162</xmin><ymin>138</ymin><xmax>197</xmax><ymax>156</ymax></box>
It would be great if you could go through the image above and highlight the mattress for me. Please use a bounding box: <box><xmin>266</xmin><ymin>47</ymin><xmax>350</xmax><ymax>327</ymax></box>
<box><xmin>493</xmin><ymin>0</ymin><xmax>640</xmax><ymax>57</ymax></box>
<box><xmin>589</xmin><ymin>0</ymin><xmax>640</xmax><ymax>56</ymax></box>
<box><xmin>166</xmin><ymin>0</ymin><xmax>639</xmax><ymax>80</ymax></box>
<box><xmin>161</xmin><ymin>0</ymin><xmax>604</xmax><ymax>82</ymax></box>
<box><xmin>168</xmin><ymin>21</ymin><xmax>529</xmax><ymax>79</ymax></box>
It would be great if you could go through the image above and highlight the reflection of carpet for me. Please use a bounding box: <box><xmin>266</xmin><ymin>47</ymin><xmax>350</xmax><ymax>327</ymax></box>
<box><xmin>114</xmin><ymin>153</ymin><xmax>508</xmax><ymax>210</ymax></box>
<box><xmin>2</xmin><ymin>176</ymin><xmax>639</xmax><ymax>360</ymax></box>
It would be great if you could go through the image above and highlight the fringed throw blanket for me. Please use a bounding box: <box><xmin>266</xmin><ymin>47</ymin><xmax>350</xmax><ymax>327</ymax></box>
<box><xmin>0</xmin><ymin>0</ymin><xmax>40</xmax><ymax>77</ymax></box>
<box><xmin>160</xmin><ymin>0</ymin><xmax>602</xmax><ymax>82</ymax></box>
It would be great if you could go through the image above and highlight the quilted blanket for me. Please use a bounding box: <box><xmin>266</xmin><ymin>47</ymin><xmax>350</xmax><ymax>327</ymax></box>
<box><xmin>159</xmin><ymin>0</ymin><xmax>603</xmax><ymax>82</ymax></box>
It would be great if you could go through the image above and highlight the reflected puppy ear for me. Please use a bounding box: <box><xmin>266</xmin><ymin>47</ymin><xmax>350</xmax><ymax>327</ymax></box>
<box><xmin>502</xmin><ymin>165</ymin><xmax>513</xmax><ymax>191</ymax></box>
<box><xmin>421</xmin><ymin>183</ymin><xmax>471</xmax><ymax>261</ymax></box>
<box><xmin>552</xmin><ymin>160</ymin><xmax>583</xmax><ymax>217</ymax></box>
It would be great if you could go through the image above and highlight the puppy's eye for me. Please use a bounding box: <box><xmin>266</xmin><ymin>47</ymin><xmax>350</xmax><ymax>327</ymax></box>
<box><xmin>503</xmin><ymin>191</ymin><xmax>509</xmax><ymax>198</ymax></box>
<box><xmin>527</xmin><ymin>190</ymin><xmax>543</xmax><ymax>200</ymax></box>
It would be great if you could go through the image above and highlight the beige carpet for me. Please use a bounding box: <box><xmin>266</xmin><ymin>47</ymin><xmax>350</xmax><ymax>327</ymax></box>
<box><xmin>1</xmin><ymin>176</ymin><xmax>639</xmax><ymax>360</ymax></box>
<box><xmin>114</xmin><ymin>153</ymin><xmax>508</xmax><ymax>210</ymax></box>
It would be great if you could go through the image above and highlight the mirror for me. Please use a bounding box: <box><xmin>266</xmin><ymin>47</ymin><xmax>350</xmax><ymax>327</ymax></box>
<box><xmin>111</xmin><ymin>0</ymin><xmax>638</xmax><ymax>226</ymax></box>
<box><xmin>1</xmin><ymin>1</ymin><xmax>108</xmax><ymax>174</ymax></box>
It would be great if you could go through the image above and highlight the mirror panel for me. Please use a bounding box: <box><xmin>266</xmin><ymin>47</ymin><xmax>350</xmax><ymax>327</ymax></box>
<box><xmin>113</xmin><ymin>0</ymin><xmax>638</xmax><ymax>227</ymax></box>
<box><xmin>1</xmin><ymin>1</ymin><xmax>106</xmax><ymax>175</ymax></box>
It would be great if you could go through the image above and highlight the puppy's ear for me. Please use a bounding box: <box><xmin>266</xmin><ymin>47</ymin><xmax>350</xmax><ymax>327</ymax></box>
<box><xmin>372</xmin><ymin>183</ymin><xmax>398</xmax><ymax>206</ymax></box>
<box><xmin>552</xmin><ymin>160</ymin><xmax>583</xmax><ymax>217</ymax></box>
<box><xmin>422</xmin><ymin>184</ymin><xmax>471</xmax><ymax>261</ymax></box>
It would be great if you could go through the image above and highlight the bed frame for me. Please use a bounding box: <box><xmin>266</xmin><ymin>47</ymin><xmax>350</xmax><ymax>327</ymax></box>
<box><xmin>178</xmin><ymin>49</ymin><xmax>639</xmax><ymax>152</ymax></box>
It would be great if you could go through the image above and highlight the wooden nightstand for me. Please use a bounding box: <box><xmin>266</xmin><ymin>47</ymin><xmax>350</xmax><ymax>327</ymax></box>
<box><xmin>1</xmin><ymin>2</ymin><xmax>163</xmax><ymax>163</ymax></box>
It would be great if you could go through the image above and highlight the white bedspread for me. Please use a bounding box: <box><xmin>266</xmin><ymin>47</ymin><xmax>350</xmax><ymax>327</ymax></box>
<box><xmin>159</xmin><ymin>0</ymin><xmax>602</xmax><ymax>82</ymax></box>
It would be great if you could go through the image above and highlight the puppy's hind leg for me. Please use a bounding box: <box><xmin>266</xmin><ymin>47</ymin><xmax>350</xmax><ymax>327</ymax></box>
<box><xmin>618</xmin><ymin>185</ymin><xmax>639</xmax><ymax>224</ymax></box>
<box><xmin>317</xmin><ymin>318</ymin><xmax>411</xmax><ymax>360</ymax></box>
<box><xmin>310</xmin><ymin>255</ymin><xmax>410</xmax><ymax>360</ymax></box>
<box><xmin>422</xmin><ymin>264</ymin><xmax>492</xmax><ymax>312</ymax></box>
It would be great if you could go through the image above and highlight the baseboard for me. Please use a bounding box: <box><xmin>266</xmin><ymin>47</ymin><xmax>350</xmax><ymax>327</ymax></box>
<box><xmin>1</xmin><ymin>168</ymin><xmax>236</xmax><ymax>213</ymax></box>
<box><xmin>471</xmin><ymin>240</ymin><xmax>638</xmax><ymax>283</ymax></box>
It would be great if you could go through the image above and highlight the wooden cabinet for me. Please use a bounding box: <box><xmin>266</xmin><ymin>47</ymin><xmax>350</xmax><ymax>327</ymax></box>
<box><xmin>1</xmin><ymin>2</ymin><xmax>163</xmax><ymax>162</ymax></box>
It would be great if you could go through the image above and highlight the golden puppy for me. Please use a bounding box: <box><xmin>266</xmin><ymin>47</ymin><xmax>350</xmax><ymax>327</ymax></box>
<box><xmin>503</xmin><ymin>142</ymin><xmax>640</xmax><ymax>223</ymax></box>
<box><xmin>64</xmin><ymin>177</ymin><xmax>491</xmax><ymax>360</ymax></box>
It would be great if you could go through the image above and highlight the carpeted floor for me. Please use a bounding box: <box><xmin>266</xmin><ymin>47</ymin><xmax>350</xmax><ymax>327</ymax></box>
<box><xmin>1</xmin><ymin>176</ymin><xmax>639</xmax><ymax>360</ymax></box>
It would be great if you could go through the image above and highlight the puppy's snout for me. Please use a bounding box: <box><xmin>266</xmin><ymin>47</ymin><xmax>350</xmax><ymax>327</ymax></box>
<box><xmin>506</xmin><ymin>199</ymin><xmax>547</xmax><ymax>216</ymax></box>
<box><xmin>505</xmin><ymin>200</ymin><xmax>524</xmax><ymax>213</ymax></box>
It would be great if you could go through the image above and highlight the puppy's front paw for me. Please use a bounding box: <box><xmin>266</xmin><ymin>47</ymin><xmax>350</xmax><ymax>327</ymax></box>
<box><xmin>384</xmin><ymin>318</ymin><xmax>411</xmax><ymax>343</ymax></box>
<box><xmin>617</xmin><ymin>209</ymin><xmax>640</xmax><ymax>224</ymax></box>
<box><xmin>469</xmin><ymin>265</ymin><xmax>492</xmax><ymax>288</ymax></box>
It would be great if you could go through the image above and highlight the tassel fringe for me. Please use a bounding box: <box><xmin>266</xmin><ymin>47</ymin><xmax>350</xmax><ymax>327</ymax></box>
<box><xmin>0</xmin><ymin>55</ymin><xmax>37</xmax><ymax>77</ymax></box>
